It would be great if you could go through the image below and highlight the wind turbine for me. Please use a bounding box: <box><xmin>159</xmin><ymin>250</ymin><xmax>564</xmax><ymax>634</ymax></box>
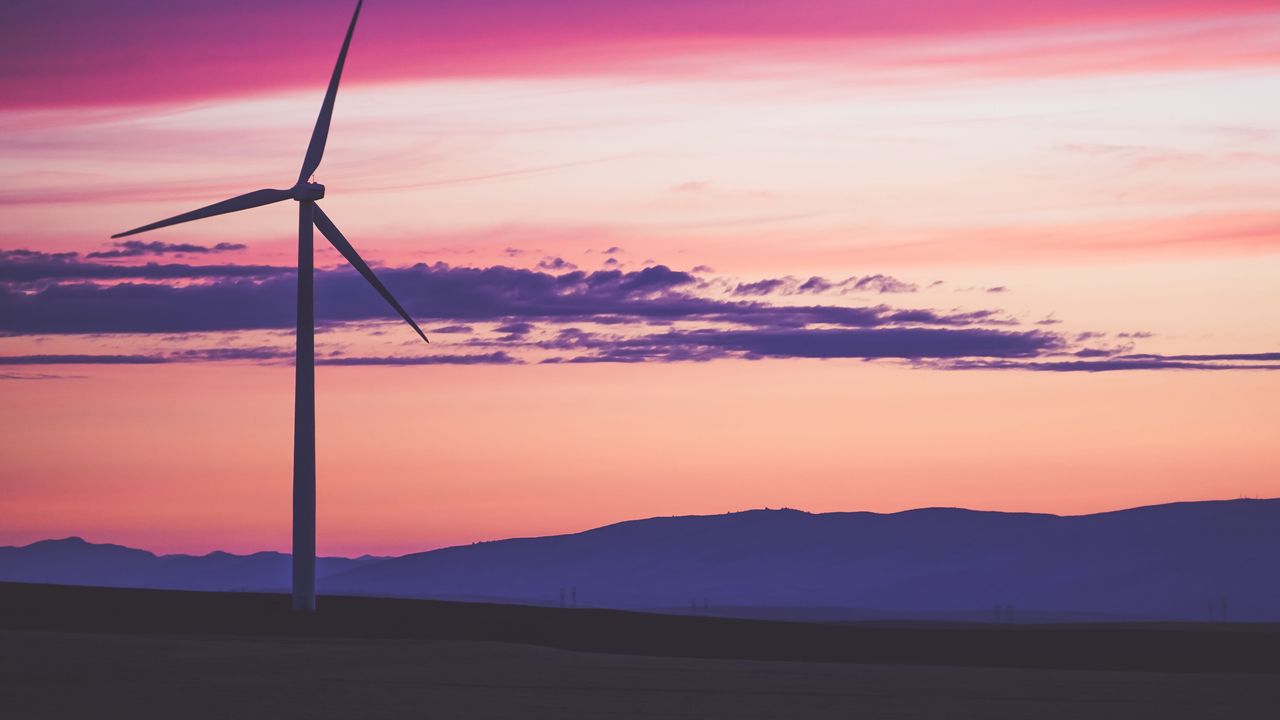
<box><xmin>111</xmin><ymin>0</ymin><xmax>427</xmax><ymax>612</ymax></box>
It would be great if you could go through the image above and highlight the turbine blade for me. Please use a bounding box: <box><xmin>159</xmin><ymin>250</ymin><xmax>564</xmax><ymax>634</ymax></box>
<box><xmin>313</xmin><ymin>204</ymin><xmax>429</xmax><ymax>344</ymax></box>
<box><xmin>111</xmin><ymin>188</ymin><xmax>292</xmax><ymax>239</ymax></box>
<box><xmin>297</xmin><ymin>0</ymin><xmax>364</xmax><ymax>185</ymax></box>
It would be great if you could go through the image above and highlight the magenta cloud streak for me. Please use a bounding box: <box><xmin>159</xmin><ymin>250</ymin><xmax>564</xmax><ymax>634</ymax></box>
<box><xmin>2</xmin><ymin>0</ymin><xmax>1275</xmax><ymax>108</ymax></box>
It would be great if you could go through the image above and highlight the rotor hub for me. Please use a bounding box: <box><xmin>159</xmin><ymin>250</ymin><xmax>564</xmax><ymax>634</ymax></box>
<box><xmin>292</xmin><ymin>182</ymin><xmax>326</xmax><ymax>201</ymax></box>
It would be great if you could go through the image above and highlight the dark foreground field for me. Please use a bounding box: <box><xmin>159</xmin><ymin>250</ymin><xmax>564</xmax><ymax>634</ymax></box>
<box><xmin>2</xmin><ymin>583</ymin><xmax>1278</xmax><ymax>719</ymax></box>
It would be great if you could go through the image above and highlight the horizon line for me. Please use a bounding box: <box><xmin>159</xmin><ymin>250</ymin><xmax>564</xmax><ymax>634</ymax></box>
<box><xmin>8</xmin><ymin>495</ymin><xmax>1275</xmax><ymax>559</ymax></box>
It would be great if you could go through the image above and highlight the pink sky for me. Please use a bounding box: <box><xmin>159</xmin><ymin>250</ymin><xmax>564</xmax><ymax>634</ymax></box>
<box><xmin>1</xmin><ymin>0</ymin><xmax>1277</xmax><ymax>555</ymax></box>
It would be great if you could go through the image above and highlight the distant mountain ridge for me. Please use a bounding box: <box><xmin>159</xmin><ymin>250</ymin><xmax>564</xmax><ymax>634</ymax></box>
<box><xmin>3</xmin><ymin>499</ymin><xmax>1278</xmax><ymax>621</ymax></box>
<box><xmin>0</xmin><ymin>537</ymin><xmax>380</xmax><ymax>592</ymax></box>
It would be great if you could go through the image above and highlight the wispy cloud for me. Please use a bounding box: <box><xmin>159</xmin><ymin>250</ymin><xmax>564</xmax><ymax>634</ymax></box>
<box><xmin>0</xmin><ymin>249</ymin><xmax>287</xmax><ymax>282</ymax></box>
<box><xmin>86</xmin><ymin>240</ymin><xmax>247</xmax><ymax>259</ymax></box>
<box><xmin>318</xmin><ymin>352</ymin><xmax>519</xmax><ymax>366</ymax></box>
<box><xmin>0</xmin><ymin>354</ymin><xmax>168</xmax><ymax>365</ymax></box>
<box><xmin>539</xmin><ymin>326</ymin><xmax>1061</xmax><ymax>364</ymax></box>
<box><xmin>4</xmin><ymin>1</ymin><xmax>1275</xmax><ymax>109</ymax></box>
<box><xmin>934</xmin><ymin>354</ymin><xmax>1280</xmax><ymax>372</ymax></box>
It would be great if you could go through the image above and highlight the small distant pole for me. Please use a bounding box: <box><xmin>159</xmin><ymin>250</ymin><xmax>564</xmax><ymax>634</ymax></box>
<box><xmin>703</xmin><ymin>597</ymin><xmax>709</xmax><ymax>616</ymax></box>
<box><xmin>559</xmin><ymin>587</ymin><xmax>565</xmax><ymax>608</ymax></box>
<box><xmin>571</xmin><ymin>585</ymin><xmax>577</xmax><ymax>608</ymax></box>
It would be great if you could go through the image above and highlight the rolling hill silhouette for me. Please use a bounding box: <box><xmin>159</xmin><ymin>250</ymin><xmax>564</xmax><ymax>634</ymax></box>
<box><xmin>4</xmin><ymin>499</ymin><xmax>1276</xmax><ymax>621</ymax></box>
<box><xmin>0</xmin><ymin>537</ymin><xmax>379</xmax><ymax>591</ymax></box>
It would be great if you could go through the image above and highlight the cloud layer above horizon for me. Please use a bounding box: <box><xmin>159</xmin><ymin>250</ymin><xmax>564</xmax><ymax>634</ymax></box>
<box><xmin>2</xmin><ymin>246</ymin><xmax>1275</xmax><ymax>373</ymax></box>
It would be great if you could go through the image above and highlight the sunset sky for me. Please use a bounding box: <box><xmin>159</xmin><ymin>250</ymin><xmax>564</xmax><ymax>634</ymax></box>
<box><xmin>2</xmin><ymin>0</ymin><xmax>1277</xmax><ymax>555</ymax></box>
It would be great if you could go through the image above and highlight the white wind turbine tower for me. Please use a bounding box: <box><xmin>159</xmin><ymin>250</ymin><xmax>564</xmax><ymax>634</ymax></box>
<box><xmin>111</xmin><ymin>0</ymin><xmax>427</xmax><ymax>612</ymax></box>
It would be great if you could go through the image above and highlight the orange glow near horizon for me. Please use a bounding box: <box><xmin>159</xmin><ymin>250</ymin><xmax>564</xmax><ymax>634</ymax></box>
<box><xmin>3</xmin><ymin>361</ymin><xmax>1276</xmax><ymax>556</ymax></box>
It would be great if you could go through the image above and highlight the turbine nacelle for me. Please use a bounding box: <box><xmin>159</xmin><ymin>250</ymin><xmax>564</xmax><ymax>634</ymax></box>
<box><xmin>292</xmin><ymin>182</ymin><xmax>326</xmax><ymax>201</ymax></box>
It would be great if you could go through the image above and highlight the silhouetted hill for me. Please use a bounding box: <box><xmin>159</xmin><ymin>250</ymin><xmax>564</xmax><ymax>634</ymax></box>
<box><xmin>0</xmin><ymin>537</ymin><xmax>379</xmax><ymax>592</ymax></box>
<box><xmin>4</xmin><ymin>499</ymin><xmax>1277</xmax><ymax>620</ymax></box>
<box><xmin>321</xmin><ymin>499</ymin><xmax>1280</xmax><ymax>621</ymax></box>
